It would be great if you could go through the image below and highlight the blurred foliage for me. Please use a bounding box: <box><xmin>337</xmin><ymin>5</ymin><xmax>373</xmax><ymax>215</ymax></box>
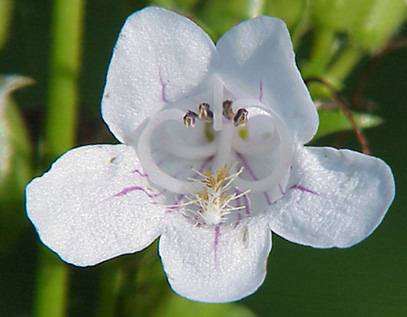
<box><xmin>0</xmin><ymin>76</ymin><xmax>32</xmax><ymax>251</ymax></box>
<box><xmin>311</xmin><ymin>0</ymin><xmax>406</xmax><ymax>51</ymax></box>
<box><xmin>1</xmin><ymin>0</ymin><xmax>406</xmax><ymax>316</ymax></box>
<box><xmin>156</xmin><ymin>295</ymin><xmax>255</xmax><ymax>317</ymax></box>
<box><xmin>315</xmin><ymin>108</ymin><xmax>383</xmax><ymax>139</ymax></box>
<box><xmin>0</xmin><ymin>0</ymin><xmax>13</xmax><ymax>50</ymax></box>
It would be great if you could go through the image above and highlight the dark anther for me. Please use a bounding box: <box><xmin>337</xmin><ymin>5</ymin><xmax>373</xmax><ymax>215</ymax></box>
<box><xmin>222</xmin><ymin>100</ymin><xmax>234</xmax><ymax>120</ymax></box>
<box><xmin>198</xmin><ymin>103</ymin><xmax>213</xmax><ymax>122</ymax></box>
<box><xmin>233</xmin><ymin>108</ymin><xmax>248</xmax><ymax>127</ymax></box>
<box><xmin>183</xmin><ymin>110</ymin><xmax>198</xmax><ymax>128</ymax></box>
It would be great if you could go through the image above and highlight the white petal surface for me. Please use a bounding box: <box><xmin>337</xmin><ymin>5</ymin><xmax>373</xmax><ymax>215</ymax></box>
<box><xmin>268</xmin><ymin>146</ymin><xmax>395</xmax><ymax>248</ymax></box>
<box><xmin>26</xmin><ymin>145</ymin><xmax>164</xmax><ymax>266</ymax></box>
<box><xmin>159</xmin><ymin>215</ymin><xmax>272</xmax><ymax>303</ymax></box>
<box><xmin>216</xmin><ymin>16</ymin><xmax>318</xmax><ymax>143</ymax></box>
<box><xmin>102</xmin><ymin>7</ymin><xmax>216</xmax><ymax>143</ymax></box>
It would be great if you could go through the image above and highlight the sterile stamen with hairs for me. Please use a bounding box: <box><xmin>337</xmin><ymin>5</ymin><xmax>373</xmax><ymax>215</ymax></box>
<box><xmin>183</xmin><ymin>166</ymin><xmax>250</xmax><ymax>226</ymax></box>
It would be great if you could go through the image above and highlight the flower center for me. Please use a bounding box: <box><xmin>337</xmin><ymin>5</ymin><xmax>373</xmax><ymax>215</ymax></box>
<box><xmin>181</xmin><ymin>166</ymin><xmax>250</xmax><ymax>226</ymax></box>
<box><xmin>136</xmin><ymin>80</ymin><xmax>295</xmax><ymax>225</ymax></box>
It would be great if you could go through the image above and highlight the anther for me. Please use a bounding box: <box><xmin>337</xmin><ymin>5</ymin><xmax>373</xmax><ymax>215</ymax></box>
<box><xmin>198</xmin><ymin>103</ymin><xmax>213</xmax><ymax>122</ymax></box>
<box><xmin>233</xmin><ymin>108</ymin><xmax>248</xmax><ymax>127</ymax></box>
<box><xmin>222</xmin><ymin>100</ymin><xmax>234</xmax><ymax>120</ymax></box>
<box><xmin>183</xmin><ymin>111</ymin><xmax>198</xmax><ymax>128</ymax></box>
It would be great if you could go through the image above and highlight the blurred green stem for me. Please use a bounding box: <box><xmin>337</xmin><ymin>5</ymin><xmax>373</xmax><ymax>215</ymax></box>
<box><xmin>308</xmin><ymin>45</ymin><xmax>364</xmax><ymax>99</ymax></box>
<box><xmin>95</xmin><ymin>264</ymin><xmax>124</xmax><ymax>317</ymax></box>
<box><xmin>35</xmin><ymin>1</ymin><xmax>84</xmax><ymax>317</ymax></box>
<box><xmin>327</xmin><ymin>45</ymin><xmax>363</xmax><ymax>88</ymax></box>
<box><xmin>0</xmin><ymin>0</ymin><xmax>13</xmax><ymax>50</ymax></box>
<box><xmin>44</xmin><ymin>0</ymin><xmax>84</xmax><ymax>156</ymax></box>
<box><xmin>35</xmin><ymin>247</ymin><xmax>70</xmax><ymax>317</ymax></box>
<box><xmin>312</xmin><ymin>29</ymin><xmax>335</xmax><ymax>70</ymax></box>
<box><xmin>302</xmin><ymin>28</ymin><xmax>335</xmax><ymax>77</ymax></box>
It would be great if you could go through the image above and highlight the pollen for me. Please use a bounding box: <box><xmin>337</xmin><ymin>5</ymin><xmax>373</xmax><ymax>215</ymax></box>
<box><xmin>184</xmin><ymin>166</ymin><xmax>250</xmax><ymax>226</ymax></box>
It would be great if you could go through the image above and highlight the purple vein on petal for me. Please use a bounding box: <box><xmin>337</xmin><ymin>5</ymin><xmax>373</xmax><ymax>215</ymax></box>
<box><xmin>132</xmin><ymin>168</ymin><xmax>148</xmax><ymax>177</ymax></box>
<box><xmin>233</xmin><ymin>212</ymin><xmax>242</xmax><ymax>229</ymax></box>
<box><xmin>113</xmin><ymin>185</ymin><xmax>161</xmax><ymax>199</ymax></box>
<box><xmin>166</xmin><ymin>194</ymin><xmax>184</xmax><ymax>213</ymax></box>
<box><xmin>235</xmin><ymin>152</ymin><xmax>273</xmax><ymax>205</ymax></box>
<box><xmin>200</xmin><ymin>155</ymin><xmax>213</xmax><ymax>172</ymax></box>
<box><xmin>159</xmin><ymin>68</ymin><xmax>169</xmax><ymax>103</ymax></box>
<box><xmin>279</xmin><ymin>184</ymin><xmax>286</xmax><ymax>195</ymax></box>
<box><xmin>235</xmin><ymin>188</ymin><xmax>251</xmax><ymax>216</ymax></box>
<box><xmin>214</xmin><ymin>225</ymin><xmax>220</xmax><ymax>263</ymax></box>
<box><xmin>290</xmin><ymin>184</ymin><xmax>319</xmax><ymax>195</ymax></box>
<box><xmin>259</xmin><ymin>80</ymin><xmax>263</xmax><ymax>102</ymax></box>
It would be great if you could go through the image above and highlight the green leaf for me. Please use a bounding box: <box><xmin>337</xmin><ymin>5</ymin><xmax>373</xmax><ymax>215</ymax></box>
<box><xmin>349</xmin><ymin>0</ymin><xmax>407</xmax><ymax>52</ymax></box>
<box><xmin>263</xmin><ymin>0</ymin><xmax>307</xmax><ymax>30</ymax></box>
<box><xmin>310</xmin><ymin>0</ymin><xmax>406</xmax><ymax>52</ymax></box>
<box><xmin>197</xmin><ymin>0</ymin><xmax>255</xmax><ymax>40</ymax></box>
<box><xmin>314</xmin><ymin>108</ymin><xmax>383</xmax><ymax>140</ymax></box>
<box><xmin>150</xmin><ymin>0</ymin><xmax>199</xmax><ymax>12</ymax></box>
<box><xmin>310</xmin><ymin>0</ymin><xmax>371</xmax><ymax>31</ymax></box>
<box><xmin>0</xmin><ymin>75</ymin><xmax>33</xmax><ymax>251</ymax></box>
<box><xmin>0</xmin><ymin>76</ymin><xmax>33</xmax><ymax>188</ymax></box>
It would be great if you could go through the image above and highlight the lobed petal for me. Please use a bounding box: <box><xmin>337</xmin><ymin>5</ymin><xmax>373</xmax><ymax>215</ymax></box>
<box><xmin>268</xmin><ymin>146</ymin><xmax>395</xmax><ymax>248</ymax></box>
<box><xmin>26</xmin><ymin>144</ymin><xmax>164</xmax><ymax>266</ymax></box>
<box><xmin>216</xmin><ymin>16</ymin><xmax>318</xmax><ymax>144</ymax></box>
<box><xmin>102</xmin><ymin>7</ymin><xmax>216</xmax><ymax>143</ymax></box>
<box><xmin>159</xmin><ymin>215</ymin><xmax>272</xmax><ymax>303</ymax></box>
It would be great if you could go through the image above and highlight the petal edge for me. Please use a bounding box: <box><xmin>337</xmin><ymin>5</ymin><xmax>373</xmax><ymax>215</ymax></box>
<box><xmin>159</xmin><ymin>215</ymin><xmax>272</xmax><ymax>303</ymax></box>
<box><xmin>26</xmin><ymin>144</ymin><xmax>164</xmax><ymax>266</ymax></box>
<box><xmin>268</xmin><ymin>146</ymin><xmax>395</xmax><ymax>248</ymax></box>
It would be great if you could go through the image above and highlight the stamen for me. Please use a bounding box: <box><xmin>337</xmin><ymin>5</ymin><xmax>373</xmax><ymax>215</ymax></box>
<box><xmin>198</xmin><ymin>103</ymin><xmax>213</xmax><ymax>122</ymax></box>
<box><xmin>183</xmin><ymin>110</ymin><xmax>198</xmax><ymax>128</ymax></box>
<box><xmin>222</xmin><ymin>100</ymin><xmax>234</xmax><ymax>120</ymax></box>
<box><xmin>182</xmin><ymin>166</ymin><xmax>250</xmax><ymax>226</ymax></box>
<box><xmin>233</xmin><ymin>108</ymin><xmax>248</xmax><ymax>127</ymax></box>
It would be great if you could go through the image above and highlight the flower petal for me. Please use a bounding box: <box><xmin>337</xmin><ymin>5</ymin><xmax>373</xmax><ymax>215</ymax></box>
<box><xmin>268</xmin><ymin>146</ymin><xmax>395</xmax><ymax>248</ymax></box>
<box><xmin>159</xmin><ymin>215</ymin><xmax>272</xmax><ymax>303</ymax></box>
<box><xmin>102</xmin><ymin>7</ymin><xmax>216</xmax><ymax>143</ymax></box>
<box><xmin>216</xmin><ymin>16</ymin><xmax>318</xmax><ymax>143</ymax></box>
<box><xmin>26</xmin><ymin>144</ymin><xmax>164</xmax><ymax>266</ymax></box>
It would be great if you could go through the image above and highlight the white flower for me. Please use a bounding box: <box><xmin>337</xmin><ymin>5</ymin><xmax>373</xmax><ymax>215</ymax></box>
<box><xmin>26</xmin><ymin>7</ymin><xmax>395</xmax><ymax>303</ymax></box>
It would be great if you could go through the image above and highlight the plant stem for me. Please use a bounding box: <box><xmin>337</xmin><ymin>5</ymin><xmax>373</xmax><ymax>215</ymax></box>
<box><xmin>95</xmin><ymin>263</ymin><xmax>124</xmax><ymax>317</ymax></box>
<box><xmin>44</xmin><ymin>0</ymin><xmax>84</xmax><ymax>157</ymax></box>
<box><xmin>35</xmin><ymin>1</ymin><xmax>84</xmax><ymax>317</ymax></box>
<box><xmin>327</xmin><ymin>45</ymin><xmax>364</xmax><ymax>88</ymax></box>
<box><xmin>34</xmin><ymin>247</ymin><xmax>70</xmax><ymax>317</ymax></box>
<box><xmin>307</xmin><ymin>44</ymin><xmax>364</xmax><ymax>100</ymax></box>
<box><xmin>0</xmin><ymin>0</ymin><xmax>13</xmax><ymax>50</ymax></box>
<box><xmin>302</xmin><ymin>28</ymin><xmax>335</xmax><ymax>78</ymax></box>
